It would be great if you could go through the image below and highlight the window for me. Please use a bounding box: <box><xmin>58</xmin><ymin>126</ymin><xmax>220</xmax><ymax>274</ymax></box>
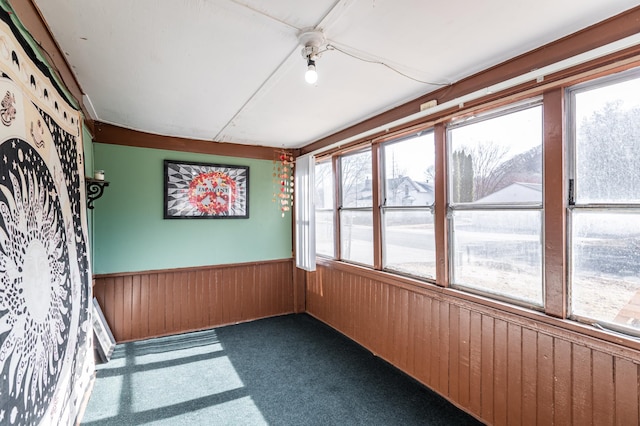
<box><xmin>447</xmin><ymin>102</ymin><xmax>544</xmax><ymax>306</ymax></box>
<box><xmin>381</xmin><ymin>131</ymin><xmax>436</xmax><ymax>278</ymax></box>
<box><xmin>568</xmin><ymin>69</ymin><xmax>640</xmax><ymax>334</ymax></box>
<box><xmin>315</xmin><ymin>159</ymin><xmax>334</xmax><ymax>257</ymax></box>
<box><xmin>339</xmin><ymin>149</ymin><xmax>373</xmax><ymax>265</ymax></box>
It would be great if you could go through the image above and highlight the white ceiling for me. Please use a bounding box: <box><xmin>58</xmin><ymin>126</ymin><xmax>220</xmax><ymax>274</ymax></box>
<box><xmin>34</xmin><ymin>0</ymin><xmax>639</xmax><ymax>149</ymax></box>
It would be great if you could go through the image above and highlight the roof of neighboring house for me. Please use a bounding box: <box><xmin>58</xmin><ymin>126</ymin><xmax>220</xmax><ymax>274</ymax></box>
<box><xmin>386</xmin><ymin>177</ymin><xmax>434</xmax><ymax>193</ymax></box>
<box><xmin>474</xmin><ymin>182</ymin><xmax>542</xmax><ymax>204</ymax></box>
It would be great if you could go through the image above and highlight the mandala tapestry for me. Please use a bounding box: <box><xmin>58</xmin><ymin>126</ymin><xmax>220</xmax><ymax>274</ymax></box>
<box><xmin>0</xmin><ymin>8</ymin><xmax>93</xmax><ymax>426</ymax></box>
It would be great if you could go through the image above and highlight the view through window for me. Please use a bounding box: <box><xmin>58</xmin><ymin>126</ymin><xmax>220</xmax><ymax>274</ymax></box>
<box><xmin>447</xmin><ymin>103</ymin><xmax>544</xmax><ymax>306</ymax></box>
<box><xmin>569</xmin><ymin>70</ymin><xmax>640</xmax><ymax>334</ymax></box>
<box><xmin>315</xmin><ymin>160</ymin><xmax>334</xmax><ymax>257</ymax></box>
<box><xmin>339</xmin><ymin>149</ymin><xmax>373</xmax><ymax>265</ymax></box>
<box><xmin>382</xmin><ymin>131</ymin><xmax>436</xmax><ymax>278</ymax></box>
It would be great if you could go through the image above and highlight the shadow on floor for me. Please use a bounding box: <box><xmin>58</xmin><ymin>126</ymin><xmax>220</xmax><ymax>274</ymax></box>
<box><xmin>82</xmin><ymin>314</ymin><xmax>484</xmax><ymax>425</ymax></box>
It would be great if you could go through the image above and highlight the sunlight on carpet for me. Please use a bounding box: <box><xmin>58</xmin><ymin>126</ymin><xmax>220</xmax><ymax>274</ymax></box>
<box><xmin>82</xmin><ymin>329</ymin><xmax>262</xmax><ymax>425</ymax></box>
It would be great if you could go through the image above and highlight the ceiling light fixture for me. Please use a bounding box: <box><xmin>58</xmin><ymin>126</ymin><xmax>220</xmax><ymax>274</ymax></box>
<box><xmin>299</xmin><ymin>28</ymin><xmax>325</xmax><ymax>85</ymax></box>
<box><xmin>305</xmin><ymin>57</ymin><xmax>317</xmax><ymax>84</ymax></box>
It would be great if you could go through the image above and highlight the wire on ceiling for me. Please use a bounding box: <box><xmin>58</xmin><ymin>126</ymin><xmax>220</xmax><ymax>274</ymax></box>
<box><xmin>324</xmin><ymin>43</ymin><xmax>451</xmax><ymax>87</ymax></box>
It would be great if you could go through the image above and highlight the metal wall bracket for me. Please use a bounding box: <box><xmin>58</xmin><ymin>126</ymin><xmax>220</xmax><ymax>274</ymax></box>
<box><xmin>86</xmin><ymin>178</ymin><xmax>109</xmax><ymax>209</ymax></box>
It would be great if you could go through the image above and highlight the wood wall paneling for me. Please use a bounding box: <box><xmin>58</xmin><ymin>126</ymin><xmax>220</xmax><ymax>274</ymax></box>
<box><xmin>615</xmin><ymin>358</ymin><xmax>639</xmax><ymax>426</ymax></box>
<box><xmin>93</xmin><ymin>260</ymin><xmax>295</xmax><ymax>342</ymax></box>
<box><xmin>592</xmin><ymin>351</ymin><xmax>615</xmax><ymax>425</ymax></box>
<box><xmin>521</xmin><ymin>328</ymin><xmax>538</xmax><ymax>425</ymax></box>
<box><xmin>306</xmin><ymin>262</ymin><xmax>640</xmax><ymax>426</ymax></box>
<box><xmin>536</xmin><ymin>333</ymin><xmax>554</xmax><ymax>425</ymax></box>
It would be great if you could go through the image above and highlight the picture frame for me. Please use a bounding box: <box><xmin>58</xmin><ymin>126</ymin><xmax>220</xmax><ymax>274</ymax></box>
<box><xmin>92</xmin><ymin>297</ymin><xmax>116</xmax><ymax>363</ymax></box>
<box><xmin>164</xmin><ymin>160</ymin><xmax>250</xmax><ymax>219</ymax></box>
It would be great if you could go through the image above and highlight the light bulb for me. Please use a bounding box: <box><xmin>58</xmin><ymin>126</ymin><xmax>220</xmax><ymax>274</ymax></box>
<box><xmin>305</xmin><ymin>59</ymin><xmax>317</xmax><ymax>84</ymax></box>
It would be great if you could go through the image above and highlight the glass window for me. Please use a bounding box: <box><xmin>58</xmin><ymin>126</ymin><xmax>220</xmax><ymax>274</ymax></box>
<box><xmin>569</xmin><ymin>69</ymin><xmax>640</xmax><ymax>334</ymax></box>
<box><xmin>447</xmin><ymin>102</ymin><xmax>543</xmax><ymax>306</ymax></box>
<box><xmin>381</xmin><ymin>131</ymin><xmax>436</xmax><ymax>278</ymax></box>
<box><xmin>315</xmin><ymin>160</ymin><xmax>334</xmax><ymax>257</ymax></box>
<box><xmin>339</xmin><ymin>149</ymin><xmax>373</xmax><ymax>265</ymax></box>
<box><xmin>450</xmin><ymin>210</ymin><xmax>542</xmax><ymax>305</ymax></box>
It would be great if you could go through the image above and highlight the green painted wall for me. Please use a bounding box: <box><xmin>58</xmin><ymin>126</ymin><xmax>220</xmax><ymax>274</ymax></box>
<box><xmin>92</xmin><ymin>143</ymin><xmax>292</xmax><ymax>274</ymax></box>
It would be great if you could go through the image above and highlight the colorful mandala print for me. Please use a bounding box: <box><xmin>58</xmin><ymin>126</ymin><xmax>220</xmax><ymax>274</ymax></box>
<box><xmin>188</xmin><ymin>171</ymin><xmax>237</xmax><ymax>215</ymax></box>
<box><xmin>165</xmin><ymin>161</ymin><xmax>248</xmax><ymax>218</ymax></box>
<box><xmin>0</xmin><ymin>139</ymin><xmax>72</xmax><ymax>425</ymax></box>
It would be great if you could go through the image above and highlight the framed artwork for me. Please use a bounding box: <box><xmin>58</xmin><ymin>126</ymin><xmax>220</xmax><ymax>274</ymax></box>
<box><xmin>164</xmin><ymin>160</ymin><xmax>249</xmax><ymax>219</ymax></box>
<box><xmin>92</xmin><ymin>298</ymin><xmax>116</xmax><ymax>363</ymax></box>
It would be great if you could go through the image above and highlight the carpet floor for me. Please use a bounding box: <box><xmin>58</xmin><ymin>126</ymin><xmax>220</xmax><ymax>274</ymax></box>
<box><xmin>81</xmin><ymin>314</ymin><xmax>484</xmax><ymax>425</ymax></box>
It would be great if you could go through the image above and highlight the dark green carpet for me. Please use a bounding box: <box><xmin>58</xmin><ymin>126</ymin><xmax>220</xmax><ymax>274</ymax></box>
<box><xmin>82</xmin><ymin>314</ymin><xmax>484</xmax><ymax>425</ymax></box>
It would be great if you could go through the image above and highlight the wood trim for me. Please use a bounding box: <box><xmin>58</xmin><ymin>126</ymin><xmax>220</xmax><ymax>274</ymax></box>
<box><xmin>93</xmin><ymin>260</ymin><xmax>294</xmax><ymax>342</ymax></box>
<box><xmin>433</xmin><ymin>123</ymin><xmax>448</xmax><ymax>287</ymax></box>
<box><xmin>371</xmin><ymin>143</ymin><xmax>382</xmax><ymax>269</ymax></box>
<box><xmin>332</xmin><ymin>156</ymin><xmax>341</xmax><ymax>259</ymax></box>
<box><xmin>94</xmin><ymin>121</ymin><xmax>277</xmax><ymax>160</ymax></box>
<box><xmin>301</xmin><ymin>6</ymin><xmax>640</xmax><ymax>156</ymax></box>
<box><xmin>312</xmin><ymin>51</ymin><xmax>640</xmax><ymax>162</ymax></box>
<box><xmin>543</xmin><ymin>89</ymin><xmax>567</xmax><ymax>318</ymax></box>
<box><xmin>93</xmin><ymin>258</ymin><xmax>291</xmax><ymax>279</ymax></box>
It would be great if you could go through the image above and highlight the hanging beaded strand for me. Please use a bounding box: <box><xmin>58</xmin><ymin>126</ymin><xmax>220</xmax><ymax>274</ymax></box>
<box><xmin>272</xmin><ymin>149</ymin><xmax>294</xmax><ymax>217</ymax></box>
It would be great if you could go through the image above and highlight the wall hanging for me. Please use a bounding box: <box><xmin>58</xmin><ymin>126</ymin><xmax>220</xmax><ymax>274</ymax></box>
<box><xmin>0</xmin><ymin>5</ymin><xmax>93</xmax><ymax>425</ymax></box>
<box><xmin>164</xmin><ymin>159</ymin><xmax>249</xmax><ymax>218</ymax></box>
<box><xmin>272</xmin><ymin>149</ymin><xmax>294</xmax><ymax>217</ymax></box>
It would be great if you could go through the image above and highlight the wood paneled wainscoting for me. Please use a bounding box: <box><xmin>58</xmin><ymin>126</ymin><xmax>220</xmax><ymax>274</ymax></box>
<box><xmin>93</xmin><ymin>259</ymin><xmax>295</xmax><ymax>342</ymax></box>
<box><xmin>306</xmin><ymin>261</ymin><xmax>640</xmax><ymax>426</ymax></box>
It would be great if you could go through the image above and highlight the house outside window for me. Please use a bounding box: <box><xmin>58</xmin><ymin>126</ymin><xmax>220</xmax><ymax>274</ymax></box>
<box><xmin>381</xmin><ymin>131</ymin><xmax>436</xmax><ymax>278</ymax></box>
<box><xmin>447</xmin><ymin>101</ymin><xmax>544</xmax><ymax>306</ymax></box>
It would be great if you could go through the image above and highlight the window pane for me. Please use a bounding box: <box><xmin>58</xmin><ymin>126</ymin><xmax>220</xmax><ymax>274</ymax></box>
<box><xmin>316</xmin><ymin>210</ymin><xmax>334</xmax><ymax>257</ymax></box>
<box><xmin>571</xmin><ymin>210</ymin><xmax>640</xmax><ymax>331</ymax></box>
<box><xmin>315</xmin><ymin>161</ymin><xmax>334</xmax><ymax>257</ymax></box>
<box><xmin>340</xmin><ymin>150</ymin><xmax>372</xmax><ymax>208</ymax></box>
<box><xmin>449</xmin><ymin>105</ymin><xmax>542</xmax><ymax>204</ymax></box>
<box><xmin>383</xmin><ymin>209</ymin><xmax>435</xmax><ymax>278</ymax></box>
<box><xmin>574</xmin><ymin>75</ymin><xmax>640</xmax><ymax>203</ymax></box>
<box><xmin>340</xmin><ymin>210</ymin><xmax>373</xmax><ymax>265</ymax></box>
<box><xmin>315</xmin><ymin>161</ymin><xmax>333</xmax><ymax>210</ymax></box>
<box><xmin>383</xmin><ymin>132</ymin><xmax>435</xmax><ymax>207</ymax></box>
<box><xmin>451</xmin><ymin>210</ymin><xmax>543</xmax><ymax>305</ymax></box>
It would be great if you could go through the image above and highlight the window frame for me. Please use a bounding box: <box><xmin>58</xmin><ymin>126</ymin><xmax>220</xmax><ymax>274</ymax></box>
<box><xmin>379</xmin><ymin>130</ymin><xmax>437</xmax><ymax>280</ymax></box>
<box><xmin>314</xmin><ymin>158</ymin><xmax>336</xmax><ymax>259</ymax></box>
<box><xmin>337</xmin><ymin>147</ymin><xmax>375</xmax><ymax>267</ymax></box>
<box><xmin>566</xmin><ymin>67</ymin><xmax>640</xmax><ymax>336</ymax></box>
<box><xmin>445</xmin><ymin>98</ymin><xmax>545</xmax><ymax>308</ymax></box>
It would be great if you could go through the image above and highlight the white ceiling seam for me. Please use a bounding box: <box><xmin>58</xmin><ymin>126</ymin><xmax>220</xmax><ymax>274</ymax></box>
<box><xmin>227</xmin><ymin>0</ymin><xmax>302</xmax><ymax>31</ymax></box>
<box><xmin>214</xmin><ymin>0</ymin><xmax>355</xmax><ymax>143</ymax></box>
<box><xmin>213</xmin><ymin>44</ymin><xmax>301</xmax><ymax>142</ymax></box>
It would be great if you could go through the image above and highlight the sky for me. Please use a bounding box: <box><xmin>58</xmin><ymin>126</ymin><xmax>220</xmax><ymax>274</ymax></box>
<box><xmin>575</xmin><ymin>73</ymin><xmax>640</xmax><ymax>119</ymax></box>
